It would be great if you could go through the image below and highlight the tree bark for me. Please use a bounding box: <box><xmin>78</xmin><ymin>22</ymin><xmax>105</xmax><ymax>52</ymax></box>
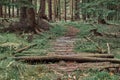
<box><xmin>75</xmin><ymin>0</ymin><xmax>80</xmax><ymax>20</ymax></box>
<box><xmin>37</xmin><ymin>0</ymin><xmax>52</xmax><ymax>30</ymax></box>
<box><xmin>26</xmin><ymin>7</ymin><xmax>36</xmax><ymax>32</ymax></box>
<box><xmin>71</xmin><ymin>0</ymin><xmax>74</xmax><ymax>21</ymax></box>
<box><xmin>39</xmin><ymin>0</ymin><xmax>48</xmax><ymax>20</ymax></box>
<box><xmin>58</xmin><ymin>0</ymin><xmax>61</xmax><ymax>20</ymax></box>
<box><xmin>0</xmin><ymin>5</ymin><xmax>2</xmax><ymax>17</ymax></box>
<box><xmin>64</xmin><ymin>0</ymin><xmax>67</xmax><ymax>21</ymax></box>
<box><xmin>19</xmin><ymin>7</ymin><xmax>27</xmax><ymax>22</ymax></box>
<box><xmin>48</xmin><ymin>0</ymin><xmax>52</xmax><ymax>21</ymax></box>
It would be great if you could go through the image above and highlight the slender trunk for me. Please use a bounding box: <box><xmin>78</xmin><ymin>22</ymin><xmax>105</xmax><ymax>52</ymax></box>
<box><xmin>12</xmin><ymin>0</ymin><xmax>15</xmax><ymax>17</ymax></box>
<box><xmin>8</xmin><ymin>0</ymin><xmax>11</xmax><ymax>18</ymax></box>
<box><xmin>64</xmin><ymin>0</ymin><xmax>67</xmax><ymax>21</ymax></box>
<box><xmin>58</xmin><ymin>0</ymin><xmax>61</xmax><ymax>20</ymax></box>
<box><xmin>53</xmin><ymin>0</ymin><xmax>57</xmax><ymax>21</ymax></box>
<box><xmin>71</xmin><ymin>0</ymin><xmax>74</xmax><ymax>21</ymax></box>
<box><xmin>82</xmin><ymin>0</ymin><xmax>87</xmax><ymax>21</ymax></box>
<box><xmin>4</xmin><ymin>5</ymin><xmax>7</xmax><ymax>18</ymax></box>
<box><xmin>0</xmin><ymin>5</ymin><xmax>2</xmax><ymax>17</ymax></box>
<box><xmin>48</xmin><ymin>0</ymin><xmax>52</xmax><ymax>21</ymax></box>
<box><xmin>75</xmin><ymin>0</ymin><xmax>80</xmax><ymax>20</ymax></box>
<box><xmin>56</xmin><ymin>0</ymin><xmax>59</xmax><ymax>19</ymax></box>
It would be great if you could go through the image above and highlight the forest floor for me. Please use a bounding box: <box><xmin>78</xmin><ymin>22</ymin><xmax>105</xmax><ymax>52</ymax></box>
<box><xmin>0</xmin><ymin>21</ymin><xmax>120</xmax><ymax>80</ymax></box>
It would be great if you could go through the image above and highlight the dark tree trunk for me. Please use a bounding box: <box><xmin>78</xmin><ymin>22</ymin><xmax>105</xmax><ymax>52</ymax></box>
<box><xmin>64</xmin><ymin>0</ymin><xmax>67</xmax><ymax>21</ymax></box>
<box><xmin>48</xmin><ymin>0</ymin><xmax>52</xmax><ymax>21</ymax></box>
<box><xmin>26</xmin><ymin>7</ymin><xmax>36</xmax><ymax>32</ymax></box>
<box><xmin>19</xmin><ymin>7</ymin><xmax>27</xmax><ymax>22</ymax></box>
<box><xmin>39</xmin><ymin>0</ymin><xmax>48</xmax><ymax>20</ymax></box>
<box><xmin>71</xmin><ymin>0</ymin><xmax>74</xmax><ymax>21</ymax></box>
<box><xmin>12</xmin><ymin>0</ymin><xmax>15</xmax><ymax>17</ymax></box>
<box><xmin>8</xmin><ymin>0</ymin><xmax>11</xmax><ymax>18</ymax></box>
<box><xmin>58</xmin><ymin>0</ymin><xmax>61</xmax><ymax>20</ymax></box>
<box><xmin>54</xmin><ymin>0</ymin><xmax>57</xmax><ymax>21</ymax></box>
<box><xmin>75</xmin><ymin>0</ymin><xmax>80</xmax><ymax>20</ymax></box>
<box><xmin>37</xmin><ymin>0</ymin><xmax>52</xmax><ymax>30</ymax></box>
<box><xmin>0</xmin><ymin>5</ymin><xmax>2</xmax><ymax>17</ymax></box>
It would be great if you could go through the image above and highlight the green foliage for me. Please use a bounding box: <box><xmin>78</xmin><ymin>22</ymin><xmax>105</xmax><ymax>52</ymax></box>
<box><xmin>80</xmin><ymin>0</ymin><xmax>120</xmax><ymax>20</ymax></box>
<box><xmin>50</xmin><ymin>24</ymin><xmax>67</xmax><ymax>37</ymax></box>
<box><xmin>83</xmin><ymin>71</ymin><xmax>119</xmax><ymax>80</ymax></box>
<box><xmin>0</xmin><ymin>0</ymin><xmax>35</xmax><ymax>9</ymax></box>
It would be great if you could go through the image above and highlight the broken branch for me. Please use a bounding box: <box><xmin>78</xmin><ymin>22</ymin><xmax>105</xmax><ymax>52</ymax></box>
<box><xmin>14</xmin><ymin>44</ymin><xmax>37</xmax><ymax>53</ymax></box>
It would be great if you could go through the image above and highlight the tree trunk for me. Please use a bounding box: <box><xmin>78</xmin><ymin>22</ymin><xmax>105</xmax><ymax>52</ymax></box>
<box><xmin>71</xmin><ymin>0</ymin><xmax>74</xmax><ymax>21</ymax></box>
<box><xmin>12</xmin><ymin>0</ymin><xmax>15</xmax><ymax>17</ymax></box>
<box><xmin>37</xmin><ymin>0</ymin><xmax>52</xmax><ymax>30</ymax></box>
<box><xmin>0</xmin><ymin>5</ymin><xmax>2</xmax><ymax>17</ymax></box>
<box><xmin>53</xmin><ymin>0</ymin><xmax>57</xmax><ymax>21</ymax></box>
<box><xmin>48</xmin><ymin>0</ymin><xmax>52</xmax><ymax>21</ymax></box>
<box><xmin>26</xmin><ymin>7</ymin><xmax>36</xmax><ymax>32</ymax></box>
<box><xmin>82</xmin><ymin>0</ymin><xmax>87</xmax><ymax>21</ymax></box>
<box><xmin>39</xmin><ymin>0</ymin><xmax>48</xmax><ymax>20</ymax></box>
<box><xmin>75</xmin><ymin>0</ymin><xmax>80</xmax><ymax>20</ymax></box>
<box><xmin>64</xmin><ymin>0</ymin><xmax>67</xmax><ymax>21</ymax></box>
<box><xmin>13</xmin><ymin>54</ymin><xmax>120</xmax><ymax>64</ymax></box>
<box><xmin>58</xmin><ymin>0</ymin><xmax>61</xmax><ymax>20</ymax></box>
<box><xmin>8</xmin><ymin>0</ymin><xmax>11</xmax><ymax>18</ymax></box>
<box><xmin>19</xmin><ymin>7</ymin><xmax>27</xmax><ymax>22</ymax></box>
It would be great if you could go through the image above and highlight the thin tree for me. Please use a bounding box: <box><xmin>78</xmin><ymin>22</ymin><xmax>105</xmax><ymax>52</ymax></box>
<box><xmin>0</xmin><ymin>4</ymin><xmax>2</xmax><ymax>17</ymax></box>
<box><xmin>75</xmin><ymin>0</ymin><xmax>80</xmax><ymax>20</ymax></box>
<box><xmin>64</xmin><ymin>0</ymin><xmax>67</xmax><ymax>21</ymax></box>
<box><xmin>71</xmin><ymin>0</ymin><xmax>74</xmax><ymax>21</ymax></box>
<box><xmin>48</xmin><ymin>0</ymin><xmax>52</xmax><ymax>21</ymax></box>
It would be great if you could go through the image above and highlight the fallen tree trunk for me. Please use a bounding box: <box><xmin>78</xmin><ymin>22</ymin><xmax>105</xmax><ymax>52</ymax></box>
<box><xmin>75</xmin><ymin>54</ymin><xmax>114</xmax><ymax>58</ymax></box>
<box><xmin>13</xmin><ymin>55</ymin><xmax>120</xmax><ymax>64</ymax></box>
<box><xmin>15</xmin><ymin>54</ymin><xmax>114</xmax><ymax>58</ymax></box>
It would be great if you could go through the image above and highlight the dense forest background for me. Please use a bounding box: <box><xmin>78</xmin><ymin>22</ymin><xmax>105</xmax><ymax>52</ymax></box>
<box><xmin>0</xmin><ymin>0</ymin><xmax>120</xmax><ymax>22</ymax></box>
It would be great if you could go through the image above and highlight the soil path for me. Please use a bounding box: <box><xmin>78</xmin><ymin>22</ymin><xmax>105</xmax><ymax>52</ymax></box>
<box><xmin>47</xmin><ymin>36</ymin><xmax>120</xmax><ymax>74</ymax></box>
<box><xmin>51</xmin><ymin>36</ymin><xmax>76</xmax><ymax>55</ymax></box>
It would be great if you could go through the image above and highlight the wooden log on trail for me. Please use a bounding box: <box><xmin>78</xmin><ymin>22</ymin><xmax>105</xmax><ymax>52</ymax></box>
<box><xmin>70</xmin><ymin>54</ymin><xmax>114</xmax><ymax>58</ymax></box>
<box><xmin>13</xmin><ymin>54</ymin><xmax>120</xmax><ymax>64</ymax></box>
<box><xmin>15</xmin><ymin>54</ymin><xmax>114</xmax><ymax>58</ymax></box>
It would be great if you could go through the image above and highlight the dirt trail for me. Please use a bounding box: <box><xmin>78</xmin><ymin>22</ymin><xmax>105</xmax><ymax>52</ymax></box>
<box><xmin>47</xmin><ymin>36</ymin><xmax>120</xmax><ymax>74</ymax></box>
<box><xmin>52</xmin><ymin>36</ymin><xmax>76</xmax><ymax>55</ymax></box>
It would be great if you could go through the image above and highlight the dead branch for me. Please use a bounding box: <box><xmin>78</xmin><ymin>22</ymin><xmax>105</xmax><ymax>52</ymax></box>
<box><xmin>84</xmin><ymin>36</ymin><xmax>105</xmax><ymax>53</ymax></box>
<box><xmin>107</xmin><ymin>43</ymin><xmax>111</xmax><ymax>54</ymax></box>
<box><xmin>98</xmin><ymin>64</ymin><xmax>120</xmax><ymax>72</ymax></box>
<box><xmin>14</xmin><ymin>44</ymin><xmax>37</xmax><ymax>53</ymax></box>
